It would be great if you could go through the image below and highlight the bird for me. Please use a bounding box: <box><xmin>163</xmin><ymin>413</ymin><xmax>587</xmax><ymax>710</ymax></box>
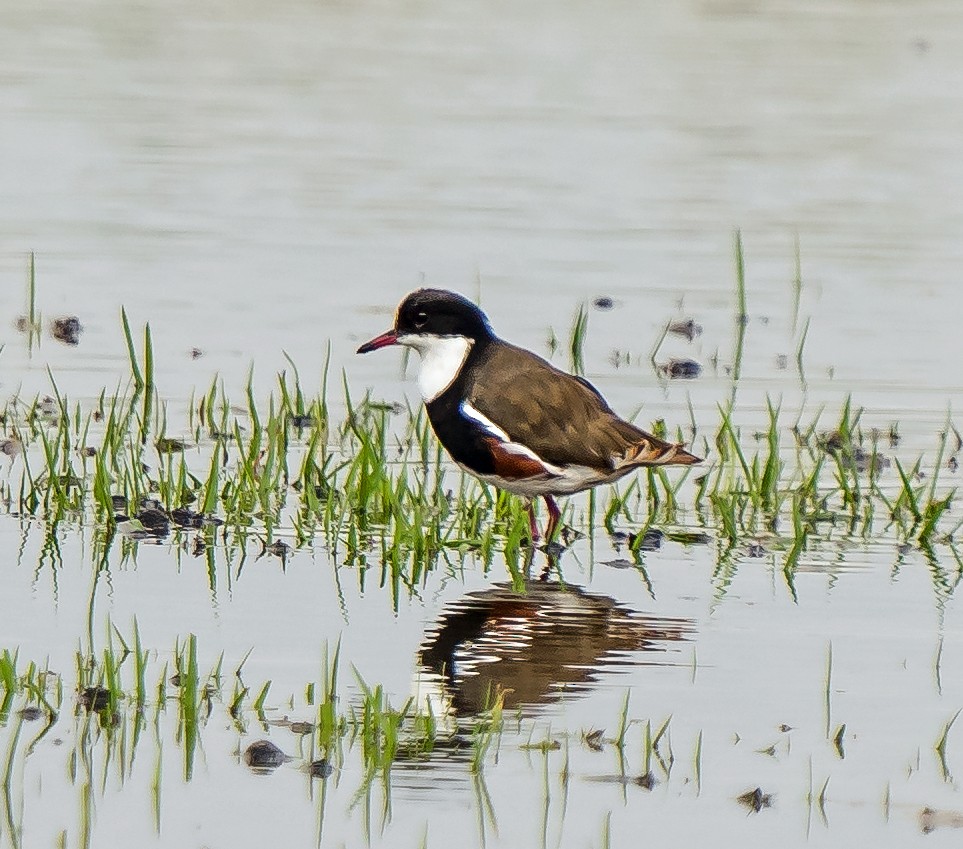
<box><xmin>357</xmin><ymin>289</ymin><xmax>701</xmax><ymax>543</ymax></box>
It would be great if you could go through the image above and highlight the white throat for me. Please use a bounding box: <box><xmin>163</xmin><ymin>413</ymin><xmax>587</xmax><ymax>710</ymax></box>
<box><xmin>402</xmin><ymin>334</ymin><xmax>473</xmax><ymax>402</ymax></box>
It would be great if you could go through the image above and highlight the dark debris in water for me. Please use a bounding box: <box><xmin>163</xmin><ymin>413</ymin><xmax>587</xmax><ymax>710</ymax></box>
<box><xmin>820</xmin><ymin>430</ymin><xmax>847</xmax><ymax>452</ymax></box>
<box><xmin>18</xmin><ymin>705</ymin><xmax>45</xmax><ymax>722</ymax></box>
<box><xmin>667</xmin><ymin>318</ymin><xmax>702</xmax><ymax>341</ymax></box>
<box><xmin>258</xmin><ymin>539</ymin><xmax>291</xmax><ymax>563</ymax></box>
<box><xmin>114</xmin><ymin>500</ymin><xmax>221</xmax><ymax>539</ymax></box>
<box><xmin>0</xmin><ymin>435</ymin><xmax>22</xmax><ymax>458</ymax></box>
<box><xmin>243</xmin><ymin>739</ymin><xmax>289</xmax><ymax>772</ymax></box>
<box><xmin>78</xmin><ymin>687</ymin><xmax>111</xmax><ymax>712</ymax></box>
<box><xmin>156</xmin><ymin>437</ymin><xmax>188</xmax><ymax>454</ymax></box>
<box><xmin>171</xmin><ymin>506</ymin><xmax>222</xmax><ymax>529</ymax></box>
<box><xmin>309</xmin><ymin>758</ymin><xmax>334</xmax><ymax>779</ymax></box>
<box><xmin>288</xmin><ymin>413</ymin><xmax>316</xmax><ymax>429</ymax></box>
<box><xmin>610</xmin><ymin>527</ymin><xmax>706</xmax><ymax>552</ymax></box>
<box><xmin>850</xmin><ymin>446</ymin><xmax>890</xmax><ymax>474</ymax></box>
<box><xmin>737</xmin><ymin>787</ymin><xmax>773</xmax><ymax>813</ymax></box>
<box><xmin>170</xmin><ymin>507</ymin><xmax>202</xmax><ymax>529</ymax></box>
<box><xmin>634</xmin><ymin>771</ymin><xmax>657</xmax><ymax>790</ymax></box>
<box><xmin>269</xmin><ymin>717</ymin><xmax>316</xmax><ymax>735</ymax></box>
<box><xmin>592</xmin><ymin>296</ymin><xmax>615</xmax><ymax>311</ymax></box>
<box><xmin>50</xmin><ymin>316</ymin><xmax>83</xmax><ymax>345</ymax></box>
<box><xmin>818</xmin><ymin>433</ymin><xmax>891</xmax><ymax>474</ymax></box>
<box><xmin>137</xmin><ymin>508</ymin><xmax>171</xmax><ymax>538</ymax></box>
<box><xmin>628</xmin><ymin>528</ymin><xmax>664</xmax><ymax>551</ymax></box>
<box><xmin>658</xmin><ymin>358</ymin><xmax>702</xmax><ymax>380</ymax></box>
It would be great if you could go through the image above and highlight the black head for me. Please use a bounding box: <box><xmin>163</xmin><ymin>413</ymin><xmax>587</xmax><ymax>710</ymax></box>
<box><xmin>395</xmin><ymin>289</ymin><xmax>493</xmax><ymax>341</ymax></box>
<box><xmin>358</xmin><ymin>289</ymin><xmax>495</xmax><ymax>353</ymax></box>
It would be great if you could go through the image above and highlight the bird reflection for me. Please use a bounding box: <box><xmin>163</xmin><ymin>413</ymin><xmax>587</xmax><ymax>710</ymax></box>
<box><xmin>418</xmin><ymin>581</ymin><xmax>693</xmax><ymax>717</ymax></box>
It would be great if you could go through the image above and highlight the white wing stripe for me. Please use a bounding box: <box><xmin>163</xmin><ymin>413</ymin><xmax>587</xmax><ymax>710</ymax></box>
<box><xmin>460</xmin><ymin>401</ymin><xmax>511</xmax><ymax>440</ymax></box>
<box><xmin>460</xmin><ymin>402</ymin><xmax>564</xmax><ymax>475</ymax></box>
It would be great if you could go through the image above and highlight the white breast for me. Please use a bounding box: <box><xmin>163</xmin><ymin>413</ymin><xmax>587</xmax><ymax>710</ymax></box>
<box><xmin>402</xmin><ymin>334</ymin><xmax>473</xmax><ymax>402</ymax></box>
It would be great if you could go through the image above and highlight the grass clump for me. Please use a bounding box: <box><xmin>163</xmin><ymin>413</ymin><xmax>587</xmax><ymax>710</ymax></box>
<box><xmin>0</xmin><ymin>266</ymin><xmax>961</xmax><ymax>607</ymax></box>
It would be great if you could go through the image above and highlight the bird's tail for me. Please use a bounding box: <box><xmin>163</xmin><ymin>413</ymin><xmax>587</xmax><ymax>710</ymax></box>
<box><xmin>618</xmin><ymin>438</ymin><xmax>702</xmax><ymax>469</ymax></box>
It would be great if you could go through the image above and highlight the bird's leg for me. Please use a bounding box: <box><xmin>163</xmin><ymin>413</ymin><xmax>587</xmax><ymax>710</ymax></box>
<box><xmin>526</xmin><ymin>498</ymin><xmax>541</xmax><ymax>544</ymax></box>
<box><xmin>543</xmin><ymin>495</ymin><xmax>561</xmax><ymax>543</ymax></box>
<box><xmin>539</xmin><ymin>545</ymin><xmax>560</xmax><ymax>581</ymax></box>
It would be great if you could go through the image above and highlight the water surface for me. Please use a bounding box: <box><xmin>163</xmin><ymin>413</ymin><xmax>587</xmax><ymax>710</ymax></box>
<box><xmin>2</xmin><ymin>1</ymin><xmax>963</xmax><ymax>847</ymax></box>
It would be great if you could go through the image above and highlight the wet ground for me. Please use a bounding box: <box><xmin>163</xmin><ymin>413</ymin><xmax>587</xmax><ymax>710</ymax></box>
<box><xmin>3</xmin><ymin>1</ymin><xmax>963</xmax><ymax>847</ymax></box>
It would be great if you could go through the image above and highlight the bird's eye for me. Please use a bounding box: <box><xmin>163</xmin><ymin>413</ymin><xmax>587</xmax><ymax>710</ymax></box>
<box><xmin>413</xmin><ymin>311</ymin><xmax>428</xmax><ymax>329</ymax></box>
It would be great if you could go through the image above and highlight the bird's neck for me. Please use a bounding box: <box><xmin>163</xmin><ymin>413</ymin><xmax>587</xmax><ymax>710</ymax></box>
<box><xmin>410</xmin><ymin>334</ymin><xmax>477</xmax><ymax>402</ymax></box>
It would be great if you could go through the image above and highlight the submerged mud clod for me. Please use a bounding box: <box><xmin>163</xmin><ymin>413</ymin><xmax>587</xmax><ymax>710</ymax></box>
<box><xmin>50</xmin><ymin>316</ymin><xmax>83</xmax><ymax>345</ymax></box>
<box><xmin>17</xmin><ymin>706</ymin><xmax>45</xmax><ymax>722</ymax></box>
<box><xmin>259</xmin><ymin>539</ymin><xmax>291</xmax><ymax>562</ymax></box>
<box><xmin>308</xmin><ymin>758</ymin><xmax>334</xmax><ymax>779</ymax></box>
<box><xmin>136</xmin><ymin>508</ymin><xmax>171</xmax><ymax>538</ymax></box>
<box><xmin>78</xmin><ymin>687</ymin><xmax>111</xmax><ymax>712</ymax></box>
<box><xmin>0</xmin><ymin>434</ymin><xmax>22</xmax><ymax>458</ymax></box>
<box><xmin>244</xmin><ymin>739</ymin><xmax>289</xmax><ymax>771</ymax></box>
<box><xmin>171</xmin><ymin>506</ymin><xmax>223</xmax><ymax>529</ymax></box>
<box><xmin>628</xmin><ymin>528</ymin><xmax>664</xmax><ymax>551</ymax></box>
<box><xmin>658</xmin><ymin>358</ymin><xmax>702</xmax><ymax>379</ymax></box>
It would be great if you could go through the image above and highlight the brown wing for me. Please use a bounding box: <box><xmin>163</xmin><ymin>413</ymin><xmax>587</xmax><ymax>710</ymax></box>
<box><xmin>466</xmin><ymin>343</ymin><xmax>700</xmax><ymax>470</ymax></box>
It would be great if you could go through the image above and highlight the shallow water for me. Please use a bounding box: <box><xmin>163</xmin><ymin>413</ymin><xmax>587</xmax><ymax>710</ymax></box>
<box><xmin>3</xmin><ymin>1</ymin><xmax>963</xmax><ymax>848</ymax></box>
